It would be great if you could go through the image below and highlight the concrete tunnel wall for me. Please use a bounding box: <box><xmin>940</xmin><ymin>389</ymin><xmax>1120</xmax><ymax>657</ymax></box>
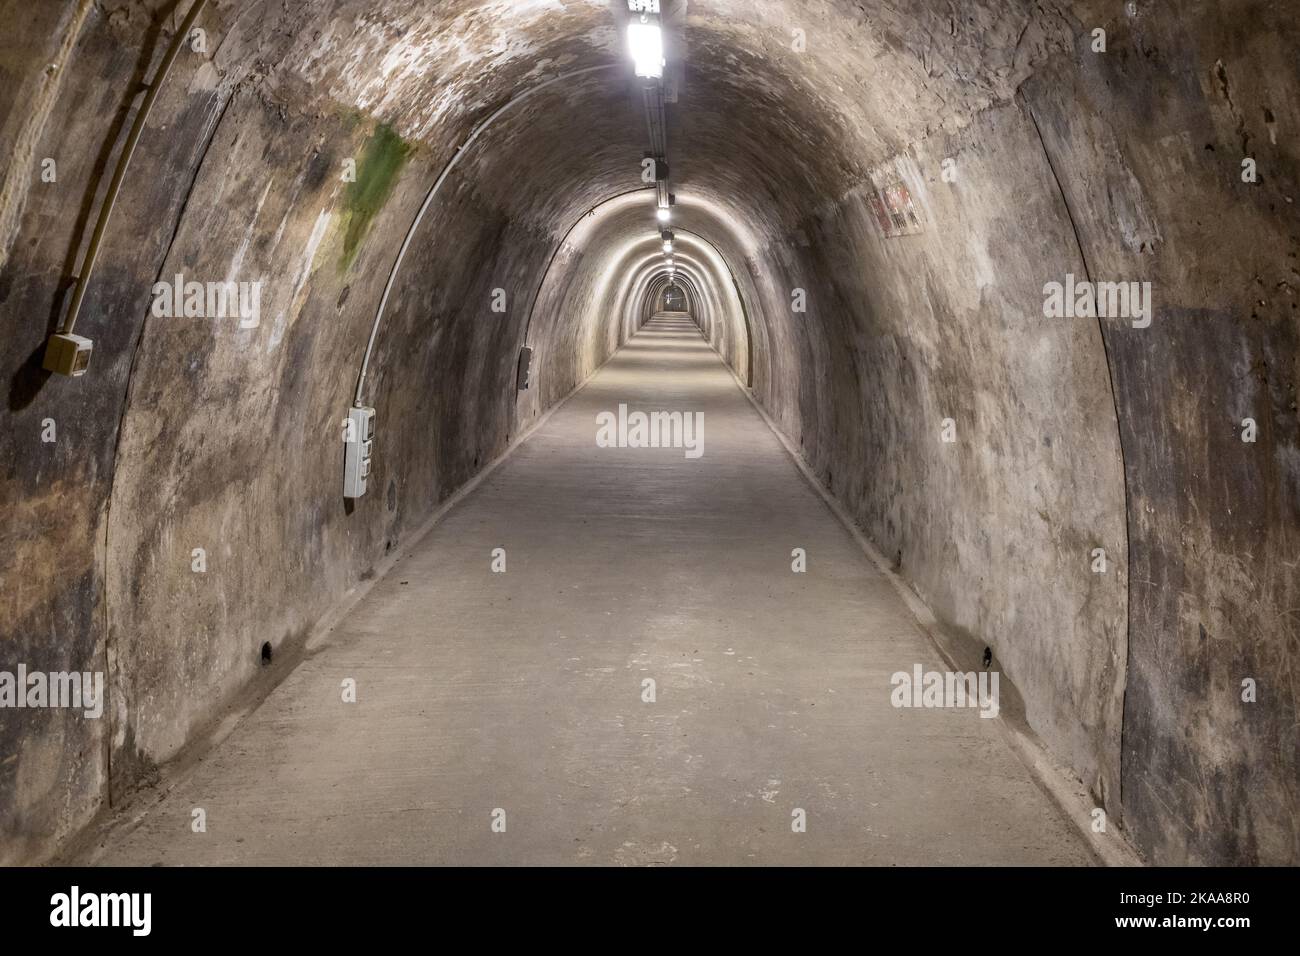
<box><xmin>0</xmin><ymin>0</ymin><xmax>1295</xmax><ymax>866</ymax></box>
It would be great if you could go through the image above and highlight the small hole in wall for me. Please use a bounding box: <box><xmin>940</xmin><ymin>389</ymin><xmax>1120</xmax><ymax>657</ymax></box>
<box><xmin>261</xmin><ymin>642</ymin><xmax>273</xmax><ymax>665</ymax></box>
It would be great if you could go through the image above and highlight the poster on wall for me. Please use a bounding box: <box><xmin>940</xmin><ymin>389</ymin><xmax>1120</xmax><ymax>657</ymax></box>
<box><xmin>868</xmin><ymin>180</ymin><xmax>924</xmax><ymax>238</ymax></box>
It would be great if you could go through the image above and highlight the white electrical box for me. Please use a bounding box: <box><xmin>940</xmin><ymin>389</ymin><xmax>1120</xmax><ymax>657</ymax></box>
<box><xmin>344</xmin><ymin>405</ymin><xmax>375</xmax><ymax>499</ymax></box>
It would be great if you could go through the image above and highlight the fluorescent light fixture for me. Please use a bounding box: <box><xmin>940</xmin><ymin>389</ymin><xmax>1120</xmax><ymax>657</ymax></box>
<box><xmin>656</xmin><ymin>208</ymin><xmax>671</xmax><ymax>223</ymax></box>
<box><xmin>628</xmin><ymin>21</ymin><xmax>664</xmax><ymax>79</ymax></box>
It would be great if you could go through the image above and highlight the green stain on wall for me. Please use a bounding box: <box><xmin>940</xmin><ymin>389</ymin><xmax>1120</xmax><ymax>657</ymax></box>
<box><xmin>339</xmin><ymin>123</ymin><xmax>411</xmax><ymax>271</ymax></box>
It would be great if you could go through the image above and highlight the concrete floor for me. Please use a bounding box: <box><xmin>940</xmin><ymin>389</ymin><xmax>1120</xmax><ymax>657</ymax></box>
<box><xmin>81</xmin><ymin>315</ymin><xmax>1094</xmax><ymax>866</ymax></box>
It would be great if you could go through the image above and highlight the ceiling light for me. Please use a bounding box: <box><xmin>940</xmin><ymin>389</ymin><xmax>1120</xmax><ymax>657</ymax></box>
<box><xmin>627</xmin><ymin>21</ymin><xmax>664</xmax><ymax>79</ymax></box>
<box><xmin>663</xmin><ymin>240</ymin><xmax>672</xmax><ymax>253</ymax></box>
<box><xmin>656</xmin><ymin>208</ymin><xmax>670</xmax><ymax>223</ymax></box>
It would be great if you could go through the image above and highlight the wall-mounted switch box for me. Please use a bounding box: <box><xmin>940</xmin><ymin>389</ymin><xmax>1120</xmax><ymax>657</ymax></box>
<box><xmin>517</xmin><ymin>346</ymin><xmax>534</xmax><ymax>391</ymax></box>
<box><xmin>344</xmin><ymin>406</ymin><xmax>375</xmax><ymax>498</ymax></box>
<box><xmin>43</xmin><ymin>333</ymin><xmax>94</xmax><ymax>377</ymax></box>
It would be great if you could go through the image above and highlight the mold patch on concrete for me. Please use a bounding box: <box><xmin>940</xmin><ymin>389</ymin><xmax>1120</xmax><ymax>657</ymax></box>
<box><xmin>339</xmin><ymin>123</ymin><xmax>411</xmax><ymax>272</ymax></box>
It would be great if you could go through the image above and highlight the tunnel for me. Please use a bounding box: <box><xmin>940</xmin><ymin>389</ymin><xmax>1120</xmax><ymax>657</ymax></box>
<box><xmin>0</xmin><ymin>0</ymin><xmax>1297</xmax><ymax>874</ymax></box>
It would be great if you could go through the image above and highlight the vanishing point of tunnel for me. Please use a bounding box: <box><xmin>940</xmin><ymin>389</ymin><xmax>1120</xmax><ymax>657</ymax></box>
<box><xmin>0</xmin><ymin>0</ymin><xmax>1297</xmax><ymax>873</ymax></box>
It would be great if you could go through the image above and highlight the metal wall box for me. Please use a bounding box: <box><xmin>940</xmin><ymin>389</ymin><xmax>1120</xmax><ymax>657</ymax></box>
<box><xmin>43</xmin><ymin>333</ymin><xmax>94</xmax><ymax>377</ymax></box>
<box><xmin>517</xmin><ymin>346</ymin><xmax>534</xmax><ymax>391</ymax></box>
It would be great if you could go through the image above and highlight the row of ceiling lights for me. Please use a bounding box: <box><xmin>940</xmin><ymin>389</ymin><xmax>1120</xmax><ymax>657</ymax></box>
<box><xmin>627</xmin><ymin>1</ymin><xmax>676</xmax><ymax>277</ymax></box>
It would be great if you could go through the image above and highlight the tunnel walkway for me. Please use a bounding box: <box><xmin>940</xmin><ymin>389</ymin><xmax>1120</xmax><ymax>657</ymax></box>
<box><xmin>81</xmin><ymin>315</ymin><xmax>1093</xmax><ymax>866</ymax></box>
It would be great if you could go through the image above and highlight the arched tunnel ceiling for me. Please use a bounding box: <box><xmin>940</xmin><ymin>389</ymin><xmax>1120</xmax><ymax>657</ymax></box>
<box><xmin>208</xmin><ymin>0</ymin><xmax>1081</xmax><ymax>252</ymax></box>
